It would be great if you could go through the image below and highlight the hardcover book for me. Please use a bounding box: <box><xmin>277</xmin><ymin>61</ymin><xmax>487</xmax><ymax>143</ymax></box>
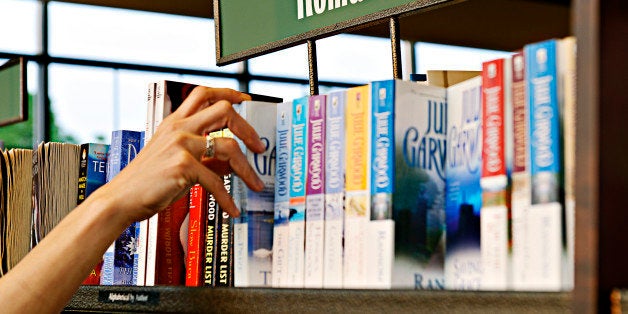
<box><xmin>480</xmin><ymin>58</ymin><xmax>512</xmax><ymax>290</ymax></box>
<box><xmin>101</xmin><ymin>130</ymin><xmax>142</xmax><ymax>286</ymax></box>
<box><xmin>386</xmin><ymin>79</ymin><xmax>448</xmax><ymax>290</ymax></box>
<box><xmin>343</xmin><ymin>85</ymin><xmax>371</xmax><ymax>289</ymax></box>
<box><xmin>77</xmin><ymin>143</ymin><xmax>109</xmax><ymax>285</ymax></box>
<box><xmin>304</xmin><ymin>95</ymin><xmax>326</xmax><ymax>288</ymax></box>
<box><xmin>445</xmin><ymin>76</ymin><xmax>483</xmax><ymax>290</ymax></box>
<box><xmin>232</xmin><ymin>100</ymin><xmax>277</xmax><ymax>288</ymax></box>
<box><xmin>323</xmin><ymin>91</ymin><xmax>345</xmax><ymax>289</ymax></box>
<box><xmin>204</xmin><ymin>190</ymin><xmax>219</xmax><ymax>286</ymax></box>
<box><xmin>287</xmin><ymin>96</ymin><xmax>309</xmax><ymax>288</ymax></box>
<box><xmin>215</xmin><ymin>128</ymin><xmax>235</xmax><ymax>287</ymax></box>
<box><xmin>523</xmin><ymin>38</ymin><xmax>564</xmax><ymax>291</ymax></box>
<box><xmin>272</xmin><ymin>101</ymin><xmax>292</xmax><ymax>288</ymax></box>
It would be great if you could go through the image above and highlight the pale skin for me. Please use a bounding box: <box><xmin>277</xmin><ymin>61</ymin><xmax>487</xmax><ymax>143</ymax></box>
<box><xmin>0</xmin><ymin>86</ymin><xmax>266</xmax><ymax>313</ymax></box>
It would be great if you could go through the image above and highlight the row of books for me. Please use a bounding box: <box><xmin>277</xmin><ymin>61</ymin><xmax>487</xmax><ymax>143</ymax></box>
<box><xmin>0</xmin><ymin>36</ymin><xmax>575</xmax><ymax>291</ymax></box>
<box><xmin>253</xmin><ymin>36</ymin><xmax>575</xmax><ymax>291</ymax></box>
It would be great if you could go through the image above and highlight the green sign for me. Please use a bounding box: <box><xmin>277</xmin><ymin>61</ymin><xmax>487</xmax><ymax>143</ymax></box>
<box><xmin>215</xmin><ymin>0</ymin><xmax>451</xmax><ymax>65</ymax></box>
<box><xmin>0</xmin><ymin>58</ymin><xmax>27</xmax><ymax>127</ymax></box>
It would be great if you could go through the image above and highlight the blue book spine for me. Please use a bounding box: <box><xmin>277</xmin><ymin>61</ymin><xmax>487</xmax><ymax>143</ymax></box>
<box><xmin>370</xmin><ymin>80</ymin><xmax>395</xmax><ymax>220</ymax></box>
<box><xmin>445</xmin><ymin>77</ymin><xmax>483</xmax><ymax>290</ymax></box>
<box><xmin>272</xmin><ymin>101</ymin><xmax>292</xmax><ymax>287</ymax></box>
<box><xmin>101</xmin><ymin>130</ymin><xmax>142</xmax><ymax>286</ymax></box>
<box><xmin>323</xmin><ymin>91</ymin><xmax>345</xmax><ymax>288</ymax></box>
<box><xmin>287</xmin><ymin>96</ymin><xmax>309</xmax><ymax>287</ymax></box>
<box><xmin>525</xmin><ymin>39</ymin><xmax>562</xmax><ymax>205</ymax></box>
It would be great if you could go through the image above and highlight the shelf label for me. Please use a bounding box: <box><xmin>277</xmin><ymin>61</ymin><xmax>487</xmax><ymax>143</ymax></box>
<box><xmin>215</xmin><ymin>0</ymin><xmax>451</xmax><ymax>65</ymax></box>
<box><xmin>98</xmin><ymin>290</ymin><xmax>160</xmax><ymax>305</ymax></box>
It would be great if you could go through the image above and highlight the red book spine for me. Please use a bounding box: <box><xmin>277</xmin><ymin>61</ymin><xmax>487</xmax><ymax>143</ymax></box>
<box><xmin>482</xmin><ymin>58</ymin><xmax>506</xmax><ymax>180</ymax></box>
<box><xmin>185</xmin><ymin>184</ymin><xmax>208</xmax><ymax>286</ymax></box>
<box><xmin>156</xmin><ymin>193</ymin><xmax>190</xmax><ymax>285</ymax></box>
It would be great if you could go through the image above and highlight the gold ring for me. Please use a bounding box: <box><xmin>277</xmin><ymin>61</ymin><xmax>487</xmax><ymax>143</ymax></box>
<box><xmin>204</xmin><ymin>135</ymin><xmax>215</xmax><ymax>158</ymax></box>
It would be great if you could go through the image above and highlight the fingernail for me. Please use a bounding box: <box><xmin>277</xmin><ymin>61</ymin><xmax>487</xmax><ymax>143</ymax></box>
<box><xmin>256</xmin><ymin>137</ymin><xmax>266</xmax><ymax>152</ymax></box>
<box><xmin>256</xmin><ymin>177</ymin><xmax>265</xmax><ymax>191</ymax></box>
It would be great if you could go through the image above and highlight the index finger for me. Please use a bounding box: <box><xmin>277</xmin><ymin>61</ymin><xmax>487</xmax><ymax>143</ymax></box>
<box><xmin>171</xmin><ymin>86</ymin><xmax>252</xmax><ymax>119</ymax></box>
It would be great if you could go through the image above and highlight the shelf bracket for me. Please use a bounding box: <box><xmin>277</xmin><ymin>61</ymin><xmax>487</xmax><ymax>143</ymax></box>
<box><xmin>307</xmin><ymin>39</ymin><xmax>319</xmax><ymax>96</ymax></box>
<box><xmin>390</xmin><ymin>16</ymin><xmax>402</xmax><ymax>80</ymax></box>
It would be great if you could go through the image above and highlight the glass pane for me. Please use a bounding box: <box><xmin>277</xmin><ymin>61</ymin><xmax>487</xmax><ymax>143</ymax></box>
<box><xmin>48</xmin><ymin>2</ymin><xmax>239</xmax><ymax>72</ymax></box>
<box><xmin>49</xmin><ymin>64</ymin><xmax>115</xmax><ymax>144</ymax></box>
<box><xmin>415</xmin><ymin>42</ymin><xmax>512</xmax><ymax>73</ymax></box>
<box><xmin>0</xmin><ymin>0</ymin><xmax>41</xmax><ymax>54</ymax></box>
<box><xmin>317</xmin><ymin>34</ymin><xmax>392</xmax><ymax>83</ymax></box>
<box><xmin>248</xmin><ymin>44</ymin><xmax>308</xmax><ymax>80</ymax></box>
<box><xmin>249</xmin><ymin>81</ymin><xmax>309</xmax><ymax>103</ymax></box>
<box><xmin>0</xmin><ymin>61</ymin><xmax>39</xmax><ymax>149</ymax></box>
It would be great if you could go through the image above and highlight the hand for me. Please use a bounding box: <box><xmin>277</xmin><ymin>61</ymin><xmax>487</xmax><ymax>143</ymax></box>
<box><xmin>99</xmin><ymin>86</ymin><xmax>266</xmax><ymax>225</ymax></box>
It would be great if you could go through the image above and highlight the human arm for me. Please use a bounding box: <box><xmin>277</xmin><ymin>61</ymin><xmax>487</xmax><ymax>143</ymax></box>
<box><xmin>0</xmin><ymin>86</ymin><xmax>265</xmax><ymax>313</ymax></box>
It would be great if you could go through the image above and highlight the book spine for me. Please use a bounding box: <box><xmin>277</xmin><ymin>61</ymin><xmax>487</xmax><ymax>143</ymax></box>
<box><xmin>343</xmin><ymin>85</ymin><xmax>371</xmax><ymax>289</ymax></box>
<box><xmin>367</xmin><ymin>80</ymin><xmax>395</xmax><ymax>289</ymax></box>
<box><xmin>185</xmin><ymin>184</ymin><xmax>207</xmax><ymax>286</ymax></box>
<box><xmin>101</xmin><ymin>131</ymin><xmax>141</xmax><ymax>286</ymax></box>
<box><xmin>287</xmin><ymin>96</ymin><xmax>309</xmax><ymax>288</ymax></box>
<box><xmin>272</xmin><ymin>102</ymin><xmax>292</xmax><ymax>288</ymax></box>
<box><xmin>523</xmin><ymin>39</ymin><xmax>563</xmax><ymax>291</ymax></box>
<box><xmin>231</xmin><ymin>106</ymin><xmax>249</xmax><ymax>288</ymax></box>
<box><xmin>215</xmin><ymin>128</ymin><xmax>235</xmax><ymax>287</ymax></box>
<box><xmin>560</xmin><ymin>36</ymin><xmax>577</xmax><ymax>291</ymax></box>
<box><xmin>444</xmin><ymin>76</ymin><xmax>483</xmax><ymax>290</ymax></box>
<box><xmin>304</xmin><ymin>95</ymin><xmax>326</xmax><ymax>288</ymax></box>
<box><xmin>101</xmin><ymin>132</ymin><xmax>123</xmax><ymax>286</ymax></box>
<box><xmin>137</xmin><ymin>83</ymin><xmax>155</xmax><ymax>286</ymax></box>
<box><xmin>78</xmin><ymin>143</ymin><xmax>109</xmax><ymax>285</ymax></box>
<box><xmin>510</xmin><ymin>51</ymin><xmax>531</xmax><ymax>290</ymax></box>
<box><xmin>392</xmin><ymin>81</ymin><xmax>447</xmax><ymax>289</ymax></box>
<box><xmin>215</xmin><ymin>173</ymin><xmax>234</xmax><ymax>287</ymax></box>
<box><xmin>480</xmin><ymin>58</ymin><xmax>512</xmax><ymax>291</ymax></box>
<box><xmin>204</xmin><ymin>191</ymin><xmax>219</xmax><ymax>286</ymax></box>
<box><xmin>323</xmin><ymin>91</ymin><xmax>345</xmax><ymax>289</ymax></box>
<box><xmin>155</xmin><ymin>193</ymin><xmax>189</xmax><ymax>285</ymax></box>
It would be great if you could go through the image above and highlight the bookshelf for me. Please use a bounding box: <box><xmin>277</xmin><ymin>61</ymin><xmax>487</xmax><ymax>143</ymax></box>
<box><xmin>61</xmin><ymin>0</ymin><xmax>627</xmax><ymax>312</ymax></box>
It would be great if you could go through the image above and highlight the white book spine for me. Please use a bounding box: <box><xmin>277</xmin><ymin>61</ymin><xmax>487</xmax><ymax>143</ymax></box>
<box><xmin>233</xmin><ymin>223</ymin><xmax>248</xmax><ymax>287</ymax></box>
<box><xmin>480</xmin><ymin>205</ymin><xmax>509</xmax><ymax>290</ymax></box>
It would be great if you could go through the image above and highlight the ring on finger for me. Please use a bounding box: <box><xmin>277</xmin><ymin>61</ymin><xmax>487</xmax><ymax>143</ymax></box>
<box><xmin>205</xmin><ymin>134</ymin><xmax>216</xmax><ymax>158</ymax></box>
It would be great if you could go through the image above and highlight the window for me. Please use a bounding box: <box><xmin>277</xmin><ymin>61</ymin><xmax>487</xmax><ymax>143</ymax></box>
<box><xmin>0</xmin><ymin>0</ymin><xmax>41</xmax><ymax>55</ymax></box>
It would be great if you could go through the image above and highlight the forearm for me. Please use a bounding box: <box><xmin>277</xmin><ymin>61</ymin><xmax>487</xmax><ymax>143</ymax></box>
<box><xmin>0</xmin><ymin>186</ymin><xmax>132</xmax><ymax>313</ymax></box>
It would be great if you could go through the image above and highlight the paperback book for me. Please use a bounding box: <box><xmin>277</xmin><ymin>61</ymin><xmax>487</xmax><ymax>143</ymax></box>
<box><xmin>323</xmin><ymin>91</ymin><xmax>345</xmax><ymax>289</ymax></box>
<box><xmin>232</xmin><ymin>100</ymin><xmax>277</xmax><ymax>288</ymax></box>
<box><xmin>101</xmin><ymin>130</ymin><xmax>142</xmax><ymax>286</ymax></box>
<box><xmin>343</xmin><ymin>85</ymin><xmax>371</xmax><ymax>289</ymax></box>
<box><xmin>77</xmin><ymin>143</ymin><xmax>109</xmax><ymax>285</ymax></box>
<box><xmin>445</xmin><ymin>76</ymin><xmax>483</xmax><ymax>290</ymax></box>
<box><xmin>480</xmin><ymin>58</ymin><xmax>512</xmax><ymax>290</ymax></box>
<box><xmin>272</xmin><ymin>101</ymin><xmax>292</xmax><ymax>288</ymax></box>
<box><xmin>304</xmin><ymin>94</ymin><xmax>326</xmax><ymax>288</ymax></box>
<box><xmin>287</xmin><ymin>96</ymin><xmax>309</xmax><ymax>288</ymax></box>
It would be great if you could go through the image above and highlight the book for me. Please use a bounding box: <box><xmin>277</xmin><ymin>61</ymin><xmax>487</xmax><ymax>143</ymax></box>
<box><xmin>323</xmin><ymin>91</ymin><xmax>345</xmax><ymax>289</ymax></box>
<box><xmin>1</xmin><ymin>149</ymin><xmax>32</xmax><ymax>275</ymax></box>
<box><xmin>215</xmin><ymin>128</ymin><xmax>235</xmax><ymax>287</ymax></box>
<box><xmin>136</xmin><ymin>82</ymin><xmax>155</xmax><ymax>286</ymax></box>
<box><xmin>185</xmin><ymin>184</ymin><xmax>207</xmax><ymax>287</ymax></box>
<box><xmin>304</xmin><ymin>94</ymin><xmax>326</xmax><ymax>288</ymax></box>
<box><xmin>287</xmin><ymin>96</ymin><xmax>309</xmax><ymax>288</ymax></box>
<box><xmin>343</xmin><ymin>85</ymin><xmax>371</xmax><ymax>289</ymax></box>
<box><xmin>204</xmin><ymin>189</ymin><xmax>219</xmax><ymax>286</ymax></box>
<box><xmin>480</xmin><ymin>57</ymin><xmax>512</xmax><ymax>290</ymax></box>
<box><xmin>444</xmin><ymin>76</ymin><xmax>483</xmax><ymax>290</ymax></box>
<box><xmin>31</xmin><ymin>142</ymin><xmax>80</xmax><ymax>247</ymax></box>
<box><xmin>560</xmin><ymin>36</ymin><xmax>577</xmax><ymax>291</ymax></box>
<box><xmin>387</xmin><ymin>79</ymin><xmax>448</xmax><ymax>290</ymax></box>
<box><xmin>509</xmin><ymin>50</ymin><xmax>531</xmax><ymax>291</ymax></box>
<box><xmin>233</xmin><ymin>100</ymin><xmax>277</xmax><ymax>288</ymax></box>
<box><xmin>100</xmin><ymin>130</ymin><xmax>142</xmax><ymax>286</ymax></box>
<box><xmin>366</xmin><ymin>80</ymin><xmax>396</xmax><ymax>289</ymax></box>
<box><xmin>77</xmin><ymin>143</ymin><xmax>109</xmax><ymax>285</ymax></box>
<box><xmin>272</xmin><ymin>101</ymin><xmax>292</xmax><ymax>288</ymax></box>
<box><xmin>155</xmin><ymin>193</ymin><xmax>189</xmax><ymax>285</ymax></box>
<box><xmin>523</xmin><ymin>38</ymin><xmax>564</xmax><ymax>291</ymax></box>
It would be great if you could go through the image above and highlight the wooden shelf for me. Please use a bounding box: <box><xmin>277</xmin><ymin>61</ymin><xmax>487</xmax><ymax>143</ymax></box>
<box><xmin>65</xmin><ymin>286</ymin><xmax>572</xmax><ymax>313</ymax></box>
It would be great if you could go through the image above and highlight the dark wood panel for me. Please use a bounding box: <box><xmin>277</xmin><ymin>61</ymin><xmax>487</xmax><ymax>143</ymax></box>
<box><xmin>55</xmin><ymin>0</ymin><xmax>213</xmax><ymax>18</ymax></box>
